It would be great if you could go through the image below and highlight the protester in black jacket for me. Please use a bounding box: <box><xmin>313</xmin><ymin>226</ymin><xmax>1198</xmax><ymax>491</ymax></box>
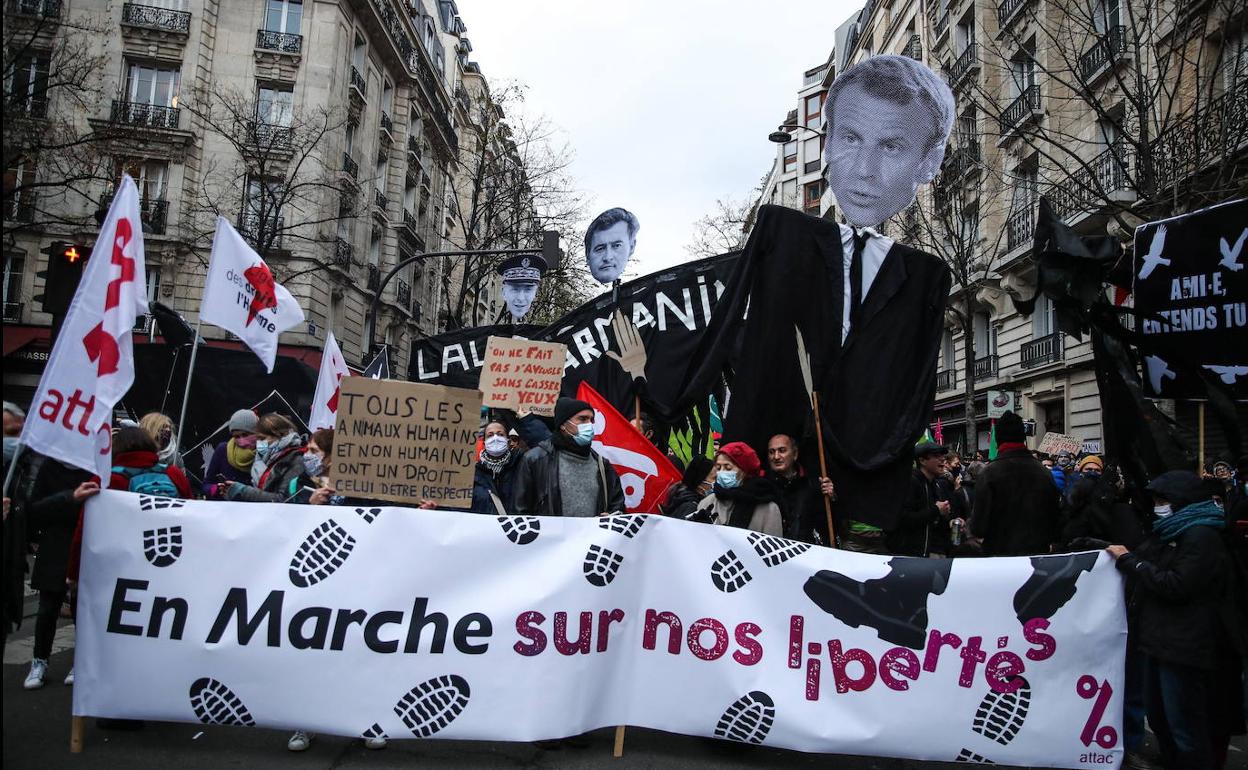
<box><xmin>969</xmin><ymin>412</ymin><xmax>1060</xmax><ymax>556</ymax></box>
<box><xmin>661</xmin><ymin>455</ymin><xmax>713</xmax><ymax>520</ymax></box>
<box><xmin>890</xmin><ymin>443</ymin><xmax>950</xmax><ymax>556</ymax></box>
<box><xmin>513</xmin><ymin>398</ymin><xmax>625</xmax><ymax>517</ymax></box>
<box><xmin>471</xmin><ymin>418</ymin><xmax>526</xmax><ymax>515</ymax></box>
<box><xmin>1107</xmin><ymin>470</ymin><xmax>1245</xmax><ymax>770</ymax></box>
<box><xmin>1061</xmin><ymin>462</ymin><xmax>1148</xmax><ymax>550</ymax></box>
<box><xmin>22</xmin><ymin>457</ymin><xmax>92</xmax><ymax>690</ymax></box>
<box><xmin>765</xmin><ymin>434</ymin><xmax>831</xmax><ymax>545</ymax></box>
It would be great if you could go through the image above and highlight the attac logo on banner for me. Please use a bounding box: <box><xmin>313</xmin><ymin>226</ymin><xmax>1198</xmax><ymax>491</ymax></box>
<box><xmin>331</xmin><ymin>377</ymin><xmax>481</xmax><ymax>506</ymax></box>
<box><xmin>480</xmin><ymin>336</ymin><xmax>567</xmax><ymax>417</ymax></box>
<box><xmin>74</xmin><ymin>493</ymin><xmax>1125</xmax><ymax>769</ymax></box>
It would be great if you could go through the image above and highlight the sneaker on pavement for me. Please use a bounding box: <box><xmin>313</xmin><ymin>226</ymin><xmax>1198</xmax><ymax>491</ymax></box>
<box><xmin>287</xmin><ymin>731</ymin><xmax>313</xmax><ymax>752</ymax></box>
<box><xmin>24</xmin><ymin>659</ymin><xmax>48</xmax><ymax>690</ymax></box>
<box><xmin>363</xmin><ymin>736</ymin><xmax>388</xmax><ymax>750</ymax></box>
<box><xmin>64</xmin><ymin>668</ymin><xmax>75</xmax><ymax>686</ymax></box>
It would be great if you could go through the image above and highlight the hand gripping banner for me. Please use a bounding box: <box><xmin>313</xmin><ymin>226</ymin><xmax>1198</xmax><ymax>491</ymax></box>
<box><xmin>74</xmin><ymin>492</ymin><xmax>1126</xmax><ymax>768</ymax></box>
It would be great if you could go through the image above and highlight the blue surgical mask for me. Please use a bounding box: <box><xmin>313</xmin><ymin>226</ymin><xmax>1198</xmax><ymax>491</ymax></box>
<box><xmin>716</xmin><ymin>470</ymin><xmax>741</xmax><ymax>489</ymax></box>
<box><xmin>1153</xmin><ymin>503</ymin><xmax>1172</xmax><ymax>518</ymax></box>
<box><xmin>573</xmin><ymin>423</ymin><xmax>595</xmax><ymax>447</ymax></box>
<box><xmin>255</xmin><ymin>439</ymin><xmax>271</xmax><ymax>457</ymax></box>
<box><xmin>303</xmin><ymin>452</ymin><xmax>323</xmax><ymax>476</ymax></box>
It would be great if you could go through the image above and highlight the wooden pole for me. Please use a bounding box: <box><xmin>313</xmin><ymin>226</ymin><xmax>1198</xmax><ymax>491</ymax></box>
<box><xmin>70</xmin><ymin>715</ymin><xmax>85</xmax><ymax>753</ymax></box>
<box><xmin>1198</xmin><ymin>401</ymin><xmax>1206</xmax><ymax>473</ymax></box>
<box><xmin>811</xmin><ymin>391</ymin><xmax>837</xmax><ymax>548</ymax></box>
<box><xmin>613</xmin><ymin>725</ymin><xmax>626</xmax><ymax>757</ymax></box>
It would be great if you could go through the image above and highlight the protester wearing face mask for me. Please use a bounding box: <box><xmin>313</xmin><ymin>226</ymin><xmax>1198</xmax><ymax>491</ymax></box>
<box><xmin>470</xmin><ymin>418</ymin><xmax>526</xmax><ymax>515</ymax></box>
<box><xmin>139</xmin><ymin>412</ymin><xmax>184</xmax><ymax>470</ymax></box>
<box><xmin>1106</xmin><ymin>471</ymin><xmax>1245</xmax><ymax>770</ymax></box>
<box><xmin>513</xmin><ymin>398</ymin><xmax>625</xmax><ymax>518</ymax></box>
<box><xmin>202</xmin><ymin>409</ymin><xmax>258</xmax><ymax>496</ymax></box>
<box><xmin>224</xmin><ymin>414</ymin><xmax>312</xmax><ymax>503</ymax></box>
<box><xmin>693</xmin><ymin>442</ymin><xmax>783</xmax><ymax>536</ymax></box>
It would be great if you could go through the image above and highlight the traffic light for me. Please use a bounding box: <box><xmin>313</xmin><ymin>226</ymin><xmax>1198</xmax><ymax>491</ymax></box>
<box><xmin>35</xmin><ymin>241</ymin><xmax>89</xmax><ymax>315</ymax></box>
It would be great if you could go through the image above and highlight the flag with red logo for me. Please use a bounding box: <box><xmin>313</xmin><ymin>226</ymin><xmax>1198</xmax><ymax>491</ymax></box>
<box><xmin>19</xmin><ymin>175</ymin><xmax>149</xmax><ymax>479</ymax></box>
<box><xmin>309</xmin><ymin>332</ymin><xmax>350</xmax><ymax>430</ymax></box>
<box><xmin>576</xmin><ymin>382</ymin><xmax>681</xmax><ymax>514</ymax></box>
<box><xmin>200</xmin><ymin>216</ymin><xmax>304</xmax><ymax>372</ymax></box>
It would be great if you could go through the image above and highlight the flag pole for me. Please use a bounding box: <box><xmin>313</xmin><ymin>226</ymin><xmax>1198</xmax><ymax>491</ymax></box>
<box><xmin>174</xmin><ymin>316</ymin><xmax>204</xmax><ymax>456</ymax></box>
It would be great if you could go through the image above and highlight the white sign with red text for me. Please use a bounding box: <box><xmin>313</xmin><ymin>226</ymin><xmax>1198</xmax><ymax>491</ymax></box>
<box><xmin>309</xmin><ymin>332</ymin><xmax>350</xmax><ymax>431</ymax></box>
<box><xmin>75</xmin><ymin>491</ymin><xmax>1125</xmax><ymax>769</ymax></box>
<box><xmin>200</xmin><ymin>217</ymin><xmax>304</xmax><ymax>373</ymax></box>
<box><xmin>20</xmin><ymin>176</ymin><xmax>148</xmax><ymax>479</ymax></box>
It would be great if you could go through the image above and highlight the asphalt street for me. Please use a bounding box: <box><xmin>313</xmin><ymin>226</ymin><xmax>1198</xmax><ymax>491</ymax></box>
<box><xmin>3</xmin><ymin>596</ymin><xmax>1244</xmax><ymax>770</ymax></box>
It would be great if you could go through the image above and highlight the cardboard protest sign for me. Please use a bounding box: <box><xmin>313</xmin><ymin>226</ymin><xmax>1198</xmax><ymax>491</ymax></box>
<box><xmin>331</xmin><ymin>377</ymin><xmax>481</xmax><ymax>507</ymax></box>
<box><xmin>479</xmin><ymin>337</ymin><xmax>566</xmax><ymax>416</ymax></box>
<box><xmin>1133</xmin><ymin>199</ymin><xmax>1248</xmax><ymax>400</ymax></box>
<box><xmin>1038</xmin><ymin>432</ymin><xmax>1083</xmax><ymax>456</ymax></box>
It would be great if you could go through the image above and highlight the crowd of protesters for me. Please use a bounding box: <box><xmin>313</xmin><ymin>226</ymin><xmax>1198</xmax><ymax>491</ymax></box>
<box><xmin>2</xmin><ymin>396</ymin><xmax>1245</xmax><ymax>767</ymax></box>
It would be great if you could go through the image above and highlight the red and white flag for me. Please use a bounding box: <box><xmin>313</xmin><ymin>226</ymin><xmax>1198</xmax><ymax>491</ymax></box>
<box><xmin>200</xmin><ymin>216</ymin><xmax>304</xmax><ymax>372</ymax></box>
<box><xmin>576</xmin><ymin>382</ymin><xmax>681</xmax><ymax>513</ymax></box>
<box><xmin>20</xmin><ymin>175</ymin><xmax>149</xmax><ymax>479</ymax></box>
<box><xmin>309</xmin><ymin>332</ymin><xmax>350</xmax><ymax>431</ymax></box>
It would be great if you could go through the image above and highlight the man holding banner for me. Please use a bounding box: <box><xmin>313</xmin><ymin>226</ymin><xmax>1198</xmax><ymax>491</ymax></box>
<box><xmin>514</xmin><ymin>397</ymin><xmax>625</xmax><ymax>517</ymax></box>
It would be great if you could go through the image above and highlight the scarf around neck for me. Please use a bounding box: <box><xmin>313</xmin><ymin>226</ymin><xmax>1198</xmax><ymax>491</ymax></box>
<box><xmin>715</xmin><ymin>476</ymin><xmax>780</xmax><ymax>529</ymax></box>
<box><xmin>1152</xmin><ymin>499</ymin><xmax>1225</xmax><ymax>542</ymax></box>
<box><xmin>251</xmin><ymin>431</ymin><xmax>303</xmax><ymax>485</ymax></box>
<box><xmin>226</xmin><ymin>437</ymin><xmax>256</xmax><ymax>472</ymax></box>
<box><xmin>478</xmin><ymin>447</ymin><xmax>513</xmax><ymax>475</ymax></box>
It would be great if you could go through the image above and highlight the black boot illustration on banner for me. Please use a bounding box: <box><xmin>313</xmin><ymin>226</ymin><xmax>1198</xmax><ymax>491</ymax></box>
<box><xmin>393</xmin><ymin>674</ymin><xmax>471</xmax><ymax>738</ymax></box>
<box><xmin>288</xmin><ymin>519</ymin><xmax>357</xmax><ymax>588</ymax></box>
<box><xmin>1013</xmin><ymin>553</ymin><xmax>1099</xmax><ymax>625</ymax></box>
<box><xmin>189</xmin><ymin>677</ymin><xmax>255</xmax><ymax>727</ymax></box>
<box><xmin>498</xmin><ymin>516</ymin><xmax>541</xmax><ymax>545</ymax></box>
<box><xmin>583</xmin><ymin>544</ymin><xmax>625</xmax><ymax>586</ymax></box>
<box><xmin>803</xmin><ymin>558</ymin><xmax>954</xmax><ymax>649</ymax></box>
<box><xmin>971</xmin><ymin>676</ymin><xmax>1032</xmax><ymax>747</ymax></box>
<box><xmin>713</xmin><ymin>691</ymin><xmax>776</xmax><ymax>745</ymax></box>
<box><xmin>142</xmin><ymin>526</ymin><xmax>183</xmax><ymax>567</ymax></box>
<box><xmin>709</xmin><ymin>549</ymin><xmax>753</xmax><ymax>593</ymax></box>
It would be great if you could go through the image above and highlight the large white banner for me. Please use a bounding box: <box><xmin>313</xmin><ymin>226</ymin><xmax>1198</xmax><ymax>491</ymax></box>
<box><xmin>75</xmin><ymin>492</ymin><xmax>1126</xmax><ymax>768</ymax></box>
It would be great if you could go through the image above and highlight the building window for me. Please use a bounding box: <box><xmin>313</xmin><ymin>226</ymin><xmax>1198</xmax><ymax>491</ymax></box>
<box><xmin>1033</xmin><ymin>292</ymin><xmax>1057</xmax><ymax>337</ymax></box>
<box><xmin>803</xmin><ymin>180</ymin><xmax>825</xmax><ymax>211</ymax></box>
<box><xmin>263</xmin><ymin>0</ymin><xmax>301</xmax><ymax>33</ymax></box>
<box><xmin>973</xmin><ymin>312</ymin><xmax>996</xmax><ymax>358</ymax></box>
<box><xmin>126</xmin><ymin>62</ymin><xmax>181</xmax><ymax>107</ymax></box>
<box><xmin>9</xmin><ymin>53</ymin><xmax>50</xmax><ymax>115</ymax></box>
<box><xmin>3</xmin><ymin>254</ymin><xmax>25</xmax><ymax>321</ymax></box>
<box><xmin>352</xmin><ymin>34</ymin><xmax>366</xmax><ymax>71</ymax></box>
<box><xmin>115</xmin><ymin>159</ymin><xmax>168</xmax><ymax>201</ymax></box>
<box><xmin>345</xmin><ymin>120</ymin><xmax>356</xmax><ymax>155</ymax></box>
<box><xmin>1009</xmin><ymin>45</ymin><xmax>1036</xmax><ymax>97</ymax></box>
<box><xmin>257</xmin><ymin>84</ymin><xmax>293</xmax><ymax>127</ymax></box>
<box><xmin>804</xmin><ymin>93</ymin><xmax>823</xmax><ymax>129</ymax></box>
<box><xmin>803</xmin><ymin>137</ymin><xmax>821</xmax><ymax>165</ymax></box>
<box><xmin>782</xmin><ymin>141</ymin><xmax>797</xmax><ymax>173</ymax></box>
<box><xmin>940</xmin><ymin>329</ymin><xmax>954</xmax><ymax>370</ymax></box>
<box><xmin>1092</xmin><ymin>0</ymin><xmax>1120</xmax><ymax>33</ymax></box>
<box><xmin>1223</xmin><ymin>29</ymin><xmax>1247</xmax><ymax>91</ymax></box>
<box><xmin>368</xmin><ymin>228</ymin><xmax>381</xmax><ymax>267</ymax></box>
<box><xmin>781</xmin><ymin>179</ymin><xmax>798</xmax><ymax>208</ymax></box>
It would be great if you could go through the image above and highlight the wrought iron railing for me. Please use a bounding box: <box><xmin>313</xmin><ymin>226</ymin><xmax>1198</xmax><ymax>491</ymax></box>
<box><xmin>412</xmin><ymin>300</ymin><xmax>422</xmax><ymax>323</ymax></box>
<box><xmin>380</xmin><ymin>111</ymin><xmax>393</xmax><ymax>134</ymax></box>
<box><xmin>997</xmin><ymin>0</ymin><xmax>1030</xmax><ymax>28</ymax></box>
<box><xmin>98</xmin><ymin>189</ymin><xmax>168</xmax><ymax>235</ymax></box>
<box><xmin>374</xmin><ymin>188</ymin><xmax>388</xmax><ymax>212</ymax></box>
<box><xmin>936</xmin><ymin>369</ymin><xmax>956</xmax><ymax>391</ymax></box>
<box><xmin>1</xmin><ymin>301</ymin><xmax>22</xmax><ymax>322</ymax></box>
<box><xmin>946</xmin><ymin>141</ymin><xmax>981</xmax><ymax>177</ymax></box>
<box><xmin>973</xmin><ymin>354</ymin><xmax>997</xmax><ymax>379</ymax></box>
<box><xmin>1046</xmin><ymin>142</ymin><xmax>1133</xmax><ymax>222</ymax></box>
<box><xmin>110</xmin><ymin>99</ymin><xmax>180</xmax><ymax>129</ymax></box>
<box><xmin>121</xmin><ymin>3</ymin><xmax>190</xmax><ymax>33</ymax></box>
<box><xmin>1006</xmin><ymin>205</ymin><xmax>1035</xmax><ymax>251</ymax></box>
<box><xmin>1079</xmin><ymin>26</ymin><xmax>1127</xmax><ymax>82</ymax></box>
<box><xmin>342</xmin><ymin>152</ymin><xmax>358</xmax><ymax>180</ymax></box>
<box><xmin>248</xmin><ymin>120</ymin><xmax>292</xmax><ymax>149</ymax></box>
<box><xmin>367</xmin><ymin>264</ymin><xmax>380</xmax><ymax>292</ymax></box>
<box><xmin>402</xmin><ymin>209</ymin><xmax>418</xmax><ymax>233</ymax></box>
<box><xmin>7</xmin><ymin>0</ymin><xmax>61</xmax><ymax>17</ymax></box>
<box><xmin>1021</xmin><ymin>332</ymin><xmax>1063</xmax><ymax>369</ymax></box>
<box><xmin>9</xmin><ymin>96</ymin><xmax>48</xmax><ymax>118</ymax></box>
<box><xmin>902</xmin><ymin>34</ymin><xmax>922</xmax><ymax>61</ymax></box>
<box><xmin>350</xmin><ymin>66</ymin><xmax>367</xmax><ymax>97</ymax></box>
<box><xmin>1149</xmin><ymin>81</ymin><xmax>1248</xmax><ymax>193</ymax></box>
<box><xmin>947</xmin><ymin>42</ymin><xmax>979</xmax><ymax>85</ymax></box>
<box><xmin>999</xmin><ymin>85</ymin><xmax>1040</xmax><ymax>134</ymax></box>
<box><xmin>455</xmin><ymin>84</ymin><xmax>470</xmax><ymax>113</ymax></box>
<box><xmin>934</xmin><ymin>9</ymin><xmax>950</xmax><ymax>41</ymax></box>
<box><xmin>238</xmin><ymin>211</ymin><xmax>284</xmax><ymax>249</ymax></box>
<box><xmin>256</xmin><ymin>29</ymin><xmax>302</xmax><ymax>53</ymax></box>
<box><xmin>334</xmin><ymin>237</ymin><xmax>353</xmax><ymax>268</ymax></box>
<box><xmin>396</xmin><ymin>279</ymin><xmax>411</xmax><ymax>309</ymax></box>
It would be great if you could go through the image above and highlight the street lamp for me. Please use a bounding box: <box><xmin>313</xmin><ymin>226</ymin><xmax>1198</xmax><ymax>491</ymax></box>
<box><xmin>768</xmin><ymin>123</ymin><xmax>823</xmax><ymax>143</ymax></box>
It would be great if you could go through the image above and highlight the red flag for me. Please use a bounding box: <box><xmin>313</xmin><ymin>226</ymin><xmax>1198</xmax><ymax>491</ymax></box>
<box><xmin>576</xmin><ymin>382</ymin><xmax>681</xmax><ymax>513</ymax></box>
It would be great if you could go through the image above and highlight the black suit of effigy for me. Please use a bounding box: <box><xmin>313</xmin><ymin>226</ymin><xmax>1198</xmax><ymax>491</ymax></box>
<box><xmin>686</xmin><ymin>205</ymin><xmax>952</xmax><ymax>533</ymax></box>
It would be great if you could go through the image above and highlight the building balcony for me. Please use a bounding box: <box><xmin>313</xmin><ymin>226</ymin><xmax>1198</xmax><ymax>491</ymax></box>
<box><xmin>1006</xmin><ymin>205</ymin><xmax>1035</xmax><ymax>252</ymax></box>
<box><xmin>946</xmin><ymin>42</ymin><xmax>979</xmax><ymax>87</ymax></box>
<box><xmin>455</xmin><ymin>84</ymin><xmax>471</xmax><ymax>114</ymax></box>
<box><xmin>341</xmin><ymin>152</ymin><xmax>359</xmax><ymax>181</ymax></box>
<box><xmin>247</xmin><ymin>120</ymin><xmax>293</xmax><ymax>149</ymax></box>
<box><xmin>367</xmin><ymin>264</ymin><xmax>381</xmax><ymax>293</ymax></box>
<box><xmin>100</xmin><ymin>191</ymin><xmax>168</xmax><ymax>234</ymax></box>
<box><xmin>238</xmin><ymin>211</ymin><xmax>284</xmax><ymax>249</ymax></box>
<box><xmin>937</xmin><ymin>368</ymin><xmax>956</xmax><ymax>392</ymax></box>
<box><xmin>374</xmin><ymin>188</ymin><xmax>389</xmax><ymax>214</ymax></box>
<box><xmin>1079</xmin><ymin>26</ymin><xmax>1128</xmax><ymax>83</ymax></box>
<box><xmin>256</xmin><ymin>29</ymin><xmax>302</xmax><ymax>54</ymax></box>
<box><xmin>334</xmin><ymin>237</ymin><xmax>353</xmax><ymax>268</ymax></box>
<box><xmin>1020</xmin><ymin>332</ymin><xmax>1063</xmax><ymax>369</ymax></box>
<box><xmin>7</xmin><ymin>0</ymin><xmax>61</xmax><ymax>19</ymax></box>
<box><xmin>998</xmin><ymin>85</ymin><xmax>1041</xmax><ymax>136</ymax></box>
<box><xmin>934</xmin><ymin>10</ymin><xmax>950</xmax><ymax>43</ymax></box>
<box><xmin>7</xmin><ymin>96</ymin><xmax>48</xmax><ymax>119</ymax></box>
<box><xmin>396</xmin><ymin>278</ymin><xmax>412</xmax><ymax>310</ymax></box>
<box><xmin>5</xmin><ymin>191</ymin><xmax>35</xmax><ymax>223</ymax></box>
<box><xmin>997</xmin><ymin>0</ymin><xmax>1031</xmax><ymax>29</ymax></box>
<box><xmin>1047</xmin><ymin>142</ymin><xmax>1133</xmax><ymax>223</ymax></box>
<box><xmin>1150</xmin><ymin>81</ymin><xmax>1247</xmax><ymax>193</ymax></box>
<box><xmin>380</xmin><ymin>111</ymin><xmax>393</xmax><ymax>142</ymax></box>
<box><xmin>110</xmin><ymin>99</ymin><xmax>180</xmax><ymax>130</ymax></box>
<box><xmin>2</xmin><ymin>301</ymin><xmax>22</xmax><ymax>323</ymax></box>
<box><xmin>402</xmin><ymin>208</ymin><xmax>419</xmax><ymax>234</ymax></box>
<box><xmin>412</xmin><ymin>300</ymin><xmax>422</xmax><ymax>323</ymax></box>
<box><xmin>973</xmin><ymin>354</ymin><xmax>997</xmax><ymax>379</ymax></box>
<box><xmin>350</xmin><ymin>66</ymin><xmax>367</xmax><ymax>101</ymax></box>
<box><xmin>945</xmin><ymin>141</ymin><xmax>981</xmax><ymax>178</ymax></box>
<box><xmin>121</xmin><ymin>3</ymin><xmax>190</xmax><ymax>34</ymax></box>
<box><xmin>902</xmin><ymin>34</ymin><xmax>922</xmax><ymax>61</ymax></box>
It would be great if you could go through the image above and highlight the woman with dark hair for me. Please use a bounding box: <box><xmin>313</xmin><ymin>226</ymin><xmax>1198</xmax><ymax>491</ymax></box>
<box><xmin>470</xmin><ymin>418</ymin><xmax>524</xmax><ymax>515</ymax></box>
<box><xmin>224</xmin><ymin>413</ymin><xmax>312</xmax><ymax>503</ymax></box>
<box><xmin>693</xmin><ymin>442</ymin><xmax>782</xmax><ymax>535</ymax></box>
<box><xmin>660</xmin><ymin>455</ymin><xmax>715</xmax><ymax>520</ymax></box>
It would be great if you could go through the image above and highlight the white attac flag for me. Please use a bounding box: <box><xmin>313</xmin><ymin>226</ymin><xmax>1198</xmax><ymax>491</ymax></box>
<box><xmin>19</xmin><ymin>175</ymin><xmax>149</xmax><ymax>479</ymax></box>
<box><xmin>308</xmin><ymin>332</ymin><xmax>350</xmax><ymax>430</ymax></box>
<box><xmin>199</xmin><ymin>217</ymin><xmax>304</xmax><ymax>372</ymax></box>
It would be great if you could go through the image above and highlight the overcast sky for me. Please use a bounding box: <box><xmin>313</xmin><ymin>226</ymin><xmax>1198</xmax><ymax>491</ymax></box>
<box><xmin>461</xmin><ymin>0</ymin><xmax>860</xmax><ymax>276</ymax></box>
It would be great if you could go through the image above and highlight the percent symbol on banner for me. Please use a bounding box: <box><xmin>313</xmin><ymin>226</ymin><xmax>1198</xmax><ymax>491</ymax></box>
<box><xmin>1076</xmin><ymin>675</ymin><xmax>1117</xmax><ymax>749</ymax></box>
